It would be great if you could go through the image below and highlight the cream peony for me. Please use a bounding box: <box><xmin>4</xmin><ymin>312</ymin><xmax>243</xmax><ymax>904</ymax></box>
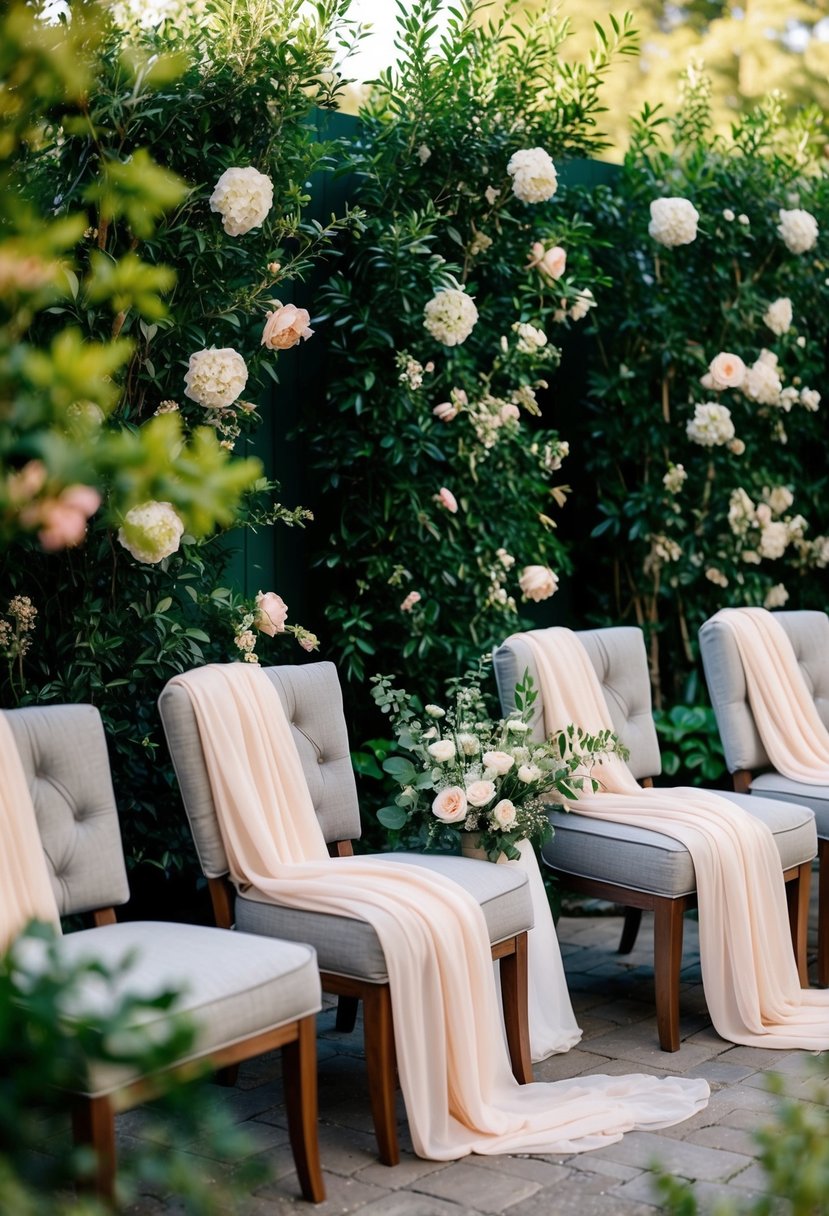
<box><xmin>117</xmin><ymin>500</ymin><xmax>184</xmax><ymax>564</ymax></box>
<box><xmin>492</xmin><ymin>799</ymin><xmax>517</xmax><ymax>829</ymax></box>
<box><xmin>518</xmin><ymin>564</ymin><xmax>558</xmax><ymax>602</ymax></box>
<box><xmin>255</xmin><ymin>590</ymin><xmax>288</xmax><ymax>636</ymax></box>
<box><xmin>261</xmin><ymin>303</ymin><xmax>314</xmax><ymax>350</ymax></box>
<box><xmin>428</xmin><ymin>739</ymin><xmax>456</xmax><ymax>763</ymax></box>
<box><xmin>763</xmin><ymin>297</ymin><xmax>793</xmax><ymax>336</ymax></box>
<box><xmin>686</xmin><ymin>403</ymin><xmax>735</xmax><ymax>447</ymax></box>
<box><xmin>466</xmin><ymin>780</ymin><xmax>496</xmax><ymax>807</ymax></box>
<box><xmin>423</xmin><ymin>288</ymin><xmax>478</xmax><ymax>346</ymax></box>
<box><xmin>209</xmin><ymin>167</ymin><xmax>274</xmax><ymax>237</ymax></box>
<box><xmin>706</xmin><ymin>352</ymin><xmax>745</xmax><ymax>390</ymax></box>
<box><xmin>184</xmin><ymin>347</ymin><xmax>248</xmax><ymax>409</ymax></box>
<box><xmin>777</xmin><ymin>208</ymin><xmax>819</xmax><ymax>255</ymax></box>
<box><xmin>648</xmin><ymin>197</ymin><xmax>699</xmax><ymax>247</ymax></box>
<box><xmin>482</xmin><ymin>750</ymin><xmax>515</xmax><ymax>775</ymax></box>
<box><xmin>431</xmin><ymin>786</ymin><xmax>468</xmax><ymax>823</ymax></box>
<box><xmin>507</xmin><ymin>148</ymin><xmax>558</xmax><ymax>204</ymax></box>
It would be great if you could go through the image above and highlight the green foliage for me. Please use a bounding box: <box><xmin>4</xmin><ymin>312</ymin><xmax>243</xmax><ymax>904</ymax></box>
<box><xmin>0</xmin><ymin>922</ymin><xmax>263</xmax><ymax>1213</ymax></box>
<box><xmin>567</xmin><ymin>66</ymin><xmax>829</xmax><ymax>704</ymax></box>
<box><xmin>309</xmin><ymin>0</ymin><xmax>636</xmax><ymax>720</ymax></box>
<box><xmin>653</xmin><ymin>704</ymin><xmax>726</xmax><ymax>784</ymax></box>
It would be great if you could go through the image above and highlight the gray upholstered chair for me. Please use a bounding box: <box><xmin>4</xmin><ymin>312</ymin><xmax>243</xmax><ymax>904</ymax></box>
<box><xmin>700</xmin><ymin>609</ymin><xmax>829</xmax><ymax>986</ymax></box>
<box><xmin>5</xmin><ymin>703</ymin><xmax>325</xmax><ymax>1204</ymax></box>
<box><xmin>493</xmin><ymin>626</ymin><xmax>818</xmax><ymax>1051</ymax></box>
<box><xmin>158</xmin><ymin>661</ymin><xmax>534</xmax><ymax>1167</ymax></box>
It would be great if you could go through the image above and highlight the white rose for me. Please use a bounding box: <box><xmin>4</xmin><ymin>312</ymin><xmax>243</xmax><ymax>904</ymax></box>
<box><xmin>705</xmin><ymin>567</ymin><xmax>728</xmax><ymax>588</ymax></box>
<box><xmin>686</xmin><ymin>403</ymin><xmax>735</xmax><ymax>447</ymax></box>
<box><xmin>648</xmin><ymin>197</ymin><xmax>699</xmax><ymax>247</ymax></box>
<box><xmin>209</xmin><ymin>166</ymin><xmax>274</xmax><ymax>237</ymax></box>
<box><xmin>663</xmin><ymin>464</ymin><xmax>687</xmax><ymax>494</ymax></box>
<box><xmin>777</xmin><ymin>208</ymin><xmax>819</xmax><ymax>255</ymax></box>
<box><xmin>517</xmin><ymin>764</ymin><xmax>542</xmax><ymax>783</ymax></box>
<box><xmin>423</xmin><ymin>288</ymin><xmax>479</xmax><ymax>347</ymax></box>
<box><xmin>512</xmin><ymin>321</ymin><xmax>547</xmax><ymax>353</ymax></box>
<box><xmin>507</xmin><ymin>147</ymin><xmax>558</xmax><ymax>204</ymax></box>
<box><xmin>728</xmin><ymin>488</ymin><xmax>756</xmax><ymax>535</ymax></box>
<box><xmin>424</xmin><ymin>704</ymin><xmax>445</xmax><ymax>718</ymax></box>
<box><xmin>743</xmin><ymin>357</ymin><xmax>782</xmax><ymax>405</ymax></box>
<box><xmin>763</xmin><ymin>297</ymin><xmax>793</xmax><ymax>336</ymax></box>
<box><xmin>466</xmin><ymin>780</ymin><xmax>496</xmax><ymax>807</ymax></box>
<box><xmin>427</xmin><ymin>739</ymin><xmax>456</xmax><ymax>763</ymax></box>
<box><xmin>764</xmin><ymin>486</ymin><xmax>793</xmax><ymax>515</ymax></box>
<box><xmin>482</xmin><ymin>750</ymin><xmax>515</xmax><ymax>775</ymax></box>
<box><xmin>569</xmin><ymin>288</ymin><xmax>595</xmax><ymax>322</ymax></box>
<box><xmin>457</xmin><ymin>732</ymin><xmax>481</xmax><ymax>756</ymax></box>
<box><xmin>117</xmin><ymin>501</ymin><xmax>184</xmax><ymax>564</ymax></box>
<box><xmin>492</xmin><ymin>799</ymin><xmax>517</xmax><ymax>829</ymax></box>
<box><xmin>801</xmin><ymin>387</ymin><xmax>821</xmax><ymax>412</ymax></box>
<box><xmin>184</xmin><ymin>347</ymin><xmax>248</xmax><ymax>409</ymax></box>
<box><xmin>431</xmin><ymin>786</ymin><xmax>468</xmax><ymax>823</ymax></box>
<box><xmin>506</xmin><ymin>719</ymin><xmax>532</xmax><ymax>733</ymax></box>
<box><xmin>518</xmin><ymin>565</ymin><xmax>559</xmax><ymax>602</ymax></box>
<box><xmin>764</xmin><ymin>583</ymin><xmax>789</xmax><ymax>609</ymax></box>
<box><xmin>706</xmin><ymin>352</ymin><xmax>745</xmax><ymax>390</ymax></box>
<box><xmin>759</xmin><ymin>522</ymin><xmax>789</xmax><ymax>560</ymax></box>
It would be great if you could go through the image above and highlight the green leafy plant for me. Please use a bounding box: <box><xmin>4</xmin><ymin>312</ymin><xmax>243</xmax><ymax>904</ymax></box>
<box><xmin>653</xmin><ymin>703</ymin><xmax>726</xmax><ymax>785</ymax></box>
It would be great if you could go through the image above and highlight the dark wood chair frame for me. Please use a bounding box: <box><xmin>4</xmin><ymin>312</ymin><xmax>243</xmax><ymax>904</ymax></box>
<box><xmin>206</xmin><ymin>836</ymin><xmax>532</xmax><ymax>1168</ymax></box>
<box><xmin>546</xmin><ymin>776</ymin><xmax>812</xmax><ymax>1053</ymax></box>
<box><xmin>73</xmin><ymin>904</ymin><xmax>325</xmax><ymax>1205</ymax></box>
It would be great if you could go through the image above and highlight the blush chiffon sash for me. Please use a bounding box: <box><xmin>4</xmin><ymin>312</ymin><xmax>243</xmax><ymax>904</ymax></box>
<box><xmin>171</xmin><ymin>663</ymin><xmax>708</xmax><ymax>1160</ymax></box>
<box><xmin>514</xmin><ymin>627</ymin><xmax>829</xmax><ymax>1050</ymax></box>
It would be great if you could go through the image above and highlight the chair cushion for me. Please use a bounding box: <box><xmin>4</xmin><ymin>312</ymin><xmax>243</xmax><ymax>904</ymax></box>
<box><xmin>50</xmin><ymin>922</ymin><xmax>320</xmax><ymax>1098</ymax></box>
<box><xmin>541</xmin><ymin>792</ymin><xmax>816</xmax><ymax>898</ymax></box>
<box><xmin>235</xmin><ymin>853</ymin><xmax>532</xmax><ymax>983</ymax></box>
<box><xmin>748</xmin><ymin>774</ymin><xmax>829</xmax><ymax>838</ymax></box>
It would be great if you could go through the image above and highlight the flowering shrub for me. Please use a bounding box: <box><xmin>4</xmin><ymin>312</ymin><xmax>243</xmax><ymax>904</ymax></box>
<box><xmin>372</xmin><ymin>667</ymin><xmax>623</xmax><ymax>862</ymax></box>
<box><xmin>569</xmin><ymin>67</ymin><xmax>829</xmax><ymax>704</ymax></box>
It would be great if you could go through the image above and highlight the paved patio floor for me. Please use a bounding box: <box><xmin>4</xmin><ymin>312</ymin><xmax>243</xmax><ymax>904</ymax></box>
<box><xmin>121</xmin><ymin>897</ymin><xmax>827</xmax><ymax>1216</ymax></box>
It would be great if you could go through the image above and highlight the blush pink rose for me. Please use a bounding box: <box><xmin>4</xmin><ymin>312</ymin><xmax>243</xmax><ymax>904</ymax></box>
<box><xmin>255</xmin><ymin>590</ymin><xmax>288</xmax><ymax>635</ymax></box>
<box><xmin>432</xmin><ymin>786</ymin><xmax>468</xmax><ymax>823</ymax></box>
<box><xmin>400</xmin><ymin>590</ymin><xmax>421</xmax><ymax>612</ymax></box>
<box><xmin>706</xmin><ymin>352</ymin><xmax>746</xmax><ymax>390</ymax></box>
<box><xmin>466</xmin><ymin>779</ymin><xmax>496</xmax><ymax>807</ymax></box>
<box><xmin>492</xmin><ymin>798</ymin><xmax>517</xmax><ymax>829</ymax></box>
<box><xmin>529</xmin><ymin>242</ymin><xmax>567</xmax><ymax>281</ymax></box>
<box><xmin>30</xmin><ymin>484</ymin><xmax>101</xmax><ymax>551</ymax></box>
<box><xmin>433</xmin><ymin>402</ymin><xmax>458</xmax><ymax>422</ymax></box>
<box><xmin>499</xmin><ymin>402</ymin><xmax>520</xmax><ymax>423</ymax></box>
<box><xmin>261</xmin><ymin>303</ymin><xmax>314</xmax><ymax>351</ymax></box>
<box><xmin>435</xmin><ymin>487</ymin><xmax>458</xmax><ymax>514</ymax></box>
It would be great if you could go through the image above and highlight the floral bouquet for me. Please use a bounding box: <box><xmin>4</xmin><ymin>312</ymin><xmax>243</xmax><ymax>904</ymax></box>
<box><xmin>371</xmin><ymin>665</ymin><xmax>626</xmax><ymax>862</ymax></box>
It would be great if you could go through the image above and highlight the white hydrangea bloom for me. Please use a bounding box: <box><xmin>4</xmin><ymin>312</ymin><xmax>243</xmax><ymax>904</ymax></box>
<box><xmin>743</xmin><ymin>355</ymin><xmax>782</xmax><ymax>405</ymax></box>
<box><xmin>777</xmin><ymin>208</ymin><xmax>819</xmax><ymax>255</ymax></box>
<box><xmin>663</xmin><ymin>464</ymin><xmax>687</xmax><ymax>494</ymax></box>
<box><xmin>763</xmin><ymin>297</ymin><xmax>793</xmax><ymax>336</ymax></box>
<box><xmin>686</xmin><ymin>402</ymin><xmax>735</xmax><ymax>447</ymax></box>
<box><xmin>764</xmin><ymin>583</ymin><xmax>789</xmax><ymax>609</ymax></box>
<box><xmin>728</xmin><ymin>488</ymin><xmax>755</xmax><ymax>536</ymax></box>
<box><xmin>506</xmin><ymin>148</ymin><xmax>558</xmax><ymax>204</ymax></box>
<box><xmin>117</xmin><ymin>501</ymin><xmax>184</xmax><ymax>564</ymax></box>
<box><xmin>648</xmin><ymin>197</ymin><xmax>699</xmax><ymax>247</ymax></box>
<box><xmin>801</xmin><ymin>387</ymin><xmax>821</xmax><ymax>412</ymax></box>
<box><xmin>423</xmin><ymin>288</ymin><xmax>478</xmax><ymax>346</ymax></box>
<box><xmin>759</xmin><ymin>522</ymin><xmax>790</xmax><ymax>560</ymax></box>
<box><xmin>184</xmin><ymin>347</ymin><xmax>248</xmax><ymax>409</ymax></box>
<box><xmin>209</xmin><ymin>167</ymin><xmax>274</xmax><ymax>237</ymax></box>
<box><xmin>512</xmin><ymin>321</ymin><xmax>547</xmax><ymax>353</ymax></box>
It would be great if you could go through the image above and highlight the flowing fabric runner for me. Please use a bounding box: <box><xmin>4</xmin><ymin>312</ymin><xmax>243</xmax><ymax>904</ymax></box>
<box><xmin>0</xmin><ymin>714</ymin><xmax>61</xmax><ymax>951</ymax></box>
<box><xmin>712</xmin><ymin>606</ymin><xmax>829</xmax><ymax>783</ymax></box>
<box><xmin>514</xmin><ymin>628</ymin><xmax>829</xmax><ymax>1049</ymax></box>
<box><xmin>171</xmin><ymin>663</ymin><xmax>708</xmax><ymax>1159</ymax></box>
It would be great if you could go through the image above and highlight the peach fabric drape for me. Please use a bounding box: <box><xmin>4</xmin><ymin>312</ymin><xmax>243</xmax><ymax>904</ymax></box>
<box><xmin>171</xmin><ymin>663</ymin><xmax>708</xmax><ymax>1160</ymax></box>
<box><xmin>712</xmin><ymin>606</ymin><xmax>829</xmax><ymax>783</ymax></box>
<box><xmin>0</xmin><ymin>714</ymin><xmax>61</xmax><ymax>951</ymax></box>
<box><xmin>515</xmin><ymin>628</ymin><xmax>829</xmax><ymax>1049</ymax></box>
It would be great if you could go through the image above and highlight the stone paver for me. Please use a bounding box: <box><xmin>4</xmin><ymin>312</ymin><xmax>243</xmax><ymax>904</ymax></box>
<box><xmin>77</xmin><ymin>896</ymin><xmax>829</xmax><ymax>1213</ymax></box>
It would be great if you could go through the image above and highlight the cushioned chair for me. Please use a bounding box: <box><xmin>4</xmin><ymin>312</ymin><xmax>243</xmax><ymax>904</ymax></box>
<box><xmin>493</xmin><ymin>626</ymin><xmax>818</xmax><ymax>1051</ymax></box>
<box><xmin>5</xmin><ymin>703</ymin><xmax>325</xmax><ymax>1204</ymax></box>
<box><xmin>158</xmin><ymin>661</ymin><xmax>534</xmax><ymax>1167</ymax></box>
<box><xmin>700</xmin><ymin>609</ymin><xmax>829</xmax><ymax>986</ymax></box>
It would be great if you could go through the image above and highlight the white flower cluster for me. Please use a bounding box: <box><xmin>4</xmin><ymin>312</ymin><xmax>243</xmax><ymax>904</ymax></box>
<box><xmin>117</xmin><ymin>501</ymin><xmax>184</xmax><ymax>564</ymax></box>
<box><xmin>727</xmin><ymin>486</ymin><xmax>805</xmax><ymax>568</ymax></box>
<box><xmin>777</xmin><ymin>208</ymin><xmax>819</xmax><ymax>255</ymax></box>
<box><xmin>570</xmin><ymin>288</ymin><xmax>595</xmax><ymax>322</ymax></box>
<box><xmin>764</xmin><ymin>583</ymin><xmax>789</xmax><ymax>609</ymax></box>
<box><xmin>184</xmin><ymin>347</ymin><xmax>248</xmax><ymax>410</ymax></box>
<box><xmin>423</xmin><ymin>288</ymin><xmax>479</xmax><ymax>346</ymax></box>
<box><xmin>763</xmin><ymin>297</ymin><xmax>793</xmax><ymax>336</ymax></box>
<box><xmin>743</xmin><ymin>351</ymin><xmax>782</xmax><ymax>405</ymax></box>
<box><xmin>699</xmin><ymin>345</ymin><xmax>819</xmax><ymax>421</ymax></box>
<box><xmin>705</xmin><ymin>567</ymin><xmax>728</xmax><ymax>588</ymax></box>
<box><xmin>512</xmin><ymin>321</ymin><xmax>547</xmax><ymax>354</ymax></box>
<box><xmin>209</xmin><ymin>167</ymin><xmax>274</xmax><ymax>237</ymax></box>
<box><xmin>686</xmin><ymin>402</ymin><xmax>735</xmax><ymax>447</ymax></box>
<box><xmin>518</xmin><ymin>565</ymin><xmax>558</xmax><ymax>602</ymax></box>
<box><xmin>663</xmin><ymin>464</ymin><xmax>687</xmax><ymax>494</ymax></box>
<box><xmin>467</xmin><ymin>394</ymin><xmax>521</xmax><ymax>449</ymax></box>
<box><xmin>506</xmin><ymin>147</ymin><xmax>558</xmax><ymax>204</ymax></box>
<box><xmin>644</xmin><ymin>534</ymin><xmax>681</xmax><ymax>575</ymax></box>
<box><xmin>648</xmin><ymin>197</ymin><xmax>699</xmax><ymax>248</ymax></box>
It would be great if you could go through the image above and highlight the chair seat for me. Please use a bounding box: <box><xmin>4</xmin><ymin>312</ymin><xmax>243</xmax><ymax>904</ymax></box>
<box><xmin>50</xmin><ymin>922</ymin><xmax>320</xmax><ymax>1097</ymax></box>
<box><xmin>236</xmin><ymin>853</ymin><xmax>532</xmax><ymax>983</ymax></box>
<box><xmin>748</xmin><ymin>773</ymin><xmax>829</xmax><ymax>837</ymax></box>
<box><xmin>541</xmin><ymin>792</ymin><xmax>817</xmax><ymax>898</ymax></box>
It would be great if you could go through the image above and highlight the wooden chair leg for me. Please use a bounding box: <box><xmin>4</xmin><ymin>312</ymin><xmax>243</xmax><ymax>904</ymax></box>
<box><xmin>335</xmin><ymin>995</ymin><xmax>359</xmax><ymax>1033</ymax></box>
<box><xmin>282</xmin><ymin>1015</ymin><xmax>326</xmax><ymax>1203</ymax></box>
<box><xmin>785</xmin><ymin>860</ymin><xmax>811</xmax><ymax>987</ymax></box>
<box><xmin>499</xmin><ymin>933</ymin><xmax>532</xmax><ymax>1084</ymax></box>
<box><xmin>361</xmin><ymin>984</ymin><xmax>399</xmax><ymax>1166</ymax></box>
<box><xmin>71</xmin><ymin>1095</ymin><xmax>116</xmax><ymax>1204</ymax></box>
<box><xmin>653</xmin><ymin>897</ymin><xmax>685</xmax><ymax>1052</ymax></box>
<box><xmin>618</xmin><ymin>907</ymin><xmax>643</xmax><ymax>955</ymax></box>
<box><xmin>818</xmin><ymin>838</ymin><xmax>829</xmax><ymax>988</ymax></box>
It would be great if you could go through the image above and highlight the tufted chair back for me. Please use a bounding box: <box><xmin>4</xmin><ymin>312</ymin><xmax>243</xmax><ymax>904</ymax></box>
<box><xmin>158</xmin><ymin>662</ymin><xmax>361</xmax><ymax>878</ymax></box>
<box><xmin>492</xmin><ymin>626</ymin><xmax>662</xmax><ymax>782</ymax></box>
<box><xmin>3</xmin><ymin>704</ymin><xmax>130</xmax><ymax>916</ymax></box>
<box><xmin>699</xmin><ymin>610</ymin><xmax>829</xmax><ymax>775</ymax></box>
